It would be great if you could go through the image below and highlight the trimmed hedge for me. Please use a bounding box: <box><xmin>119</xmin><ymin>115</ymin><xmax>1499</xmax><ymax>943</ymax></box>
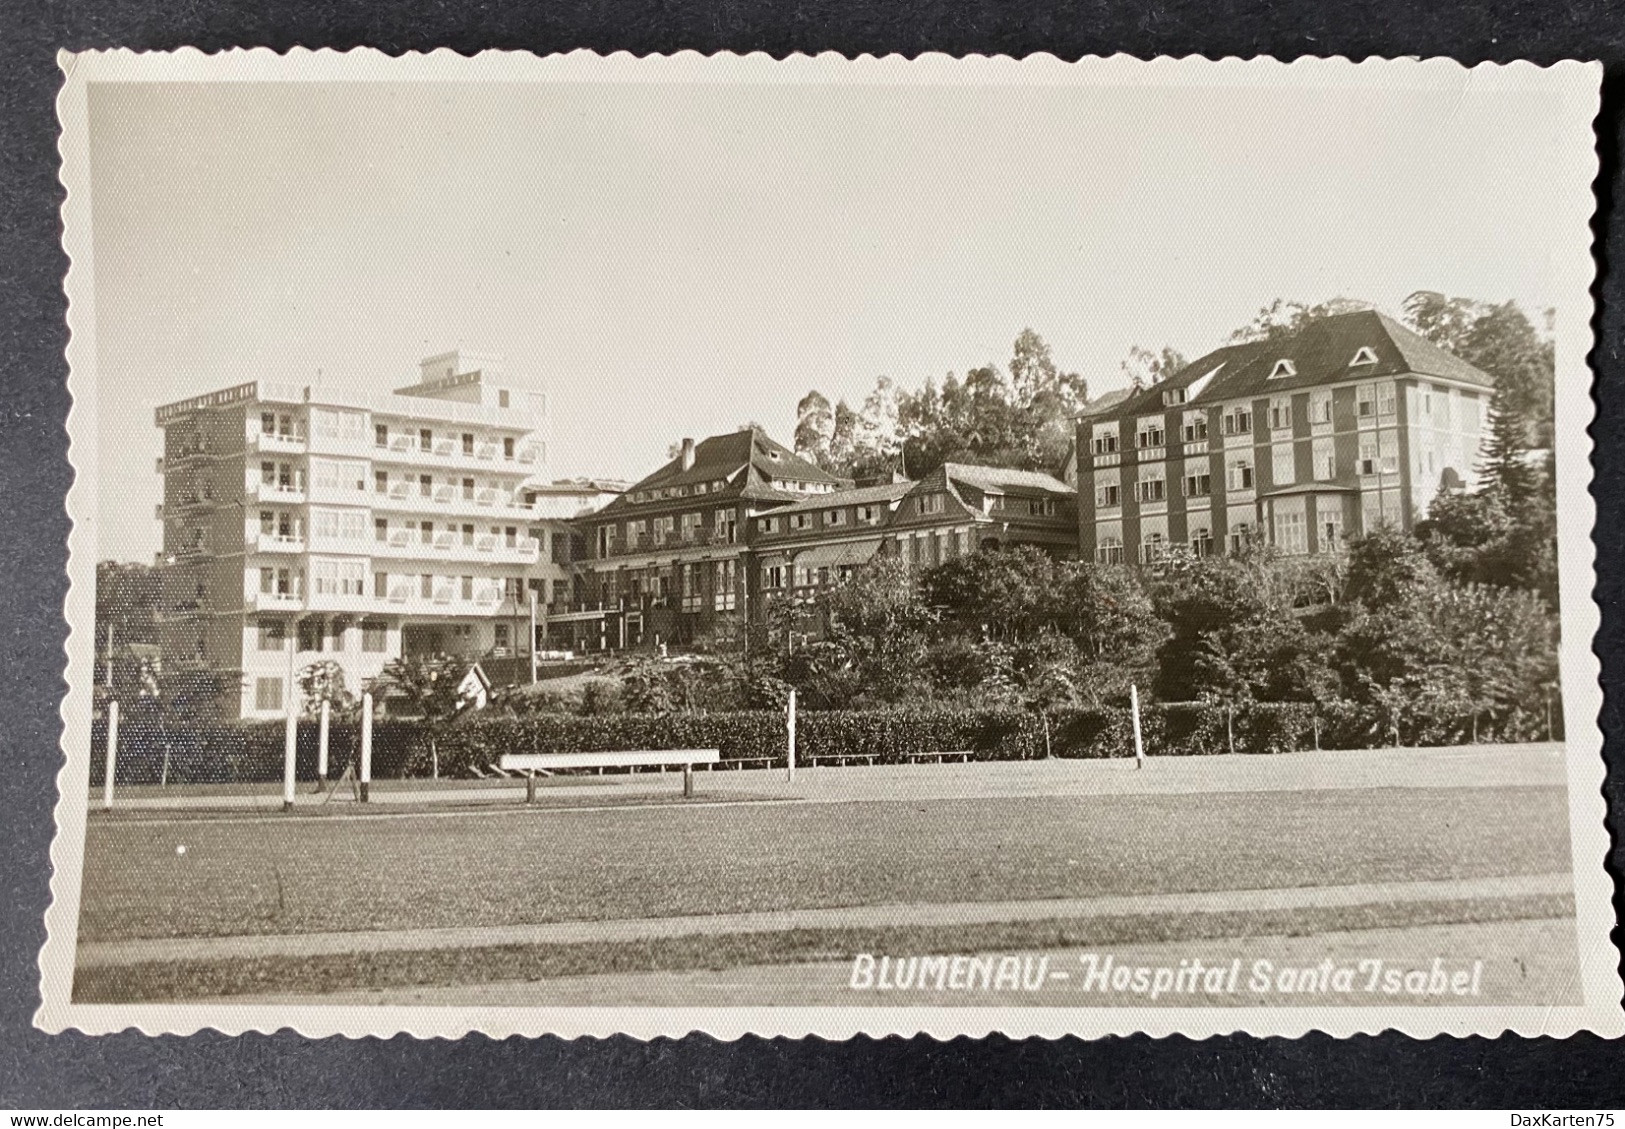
<box><xmin>88</xmin><ymin>696</ymin><xmax>1563</xmax><ymax>784</ymax></box>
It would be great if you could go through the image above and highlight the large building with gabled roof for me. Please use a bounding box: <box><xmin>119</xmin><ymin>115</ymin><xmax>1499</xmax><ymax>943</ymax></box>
<box><xmin>565</xmin><ymin>426</ymin><xmax>849</xmax><ymax>648</ymax></box>
<box><xmin>749</xmin><ymin>463</ymin><xmax>1076</xmax><ymax>617</ymax></box>
<box><xmin>1075</xmin><ymin>310</ymin><xmax>1496</xmax><ymax>564</ymax></box>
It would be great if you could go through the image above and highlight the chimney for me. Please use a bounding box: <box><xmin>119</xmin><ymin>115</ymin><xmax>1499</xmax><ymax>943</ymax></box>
<box><xmin>679</xmin><ymin>438</ymin><xmax>696</xmax><ymax>471</ymax></box>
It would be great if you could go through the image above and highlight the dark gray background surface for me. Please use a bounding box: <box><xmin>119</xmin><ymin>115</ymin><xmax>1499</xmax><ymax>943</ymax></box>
<box><xmin>2</xmin><ymin>0</ymin><xmax>1623</xmax><ymax>1108</ymax></box>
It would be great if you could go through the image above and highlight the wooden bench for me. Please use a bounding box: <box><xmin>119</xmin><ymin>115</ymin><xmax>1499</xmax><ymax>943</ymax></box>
<box><xmin>903</xmin><ymin>750</ymin><xmax>974</xmax><ymax>764</ymax></box>
<box><xmin>499</xmin><ymin>749</ymin><xmax>721</xmax><ymax>801</ymax></box>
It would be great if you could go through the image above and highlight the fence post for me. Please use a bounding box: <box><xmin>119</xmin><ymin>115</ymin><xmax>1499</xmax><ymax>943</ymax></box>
<box><xmin>102</xmin><ymin>699</ymin><xmax>118</xmax><ymax>811</ymax></box>
<box><xmin>359</xmin><ymin>691</ymin><xmax>373</xmax><ymax>803</ymax></box>
<box><xmin>282</xmin><ymin>707</ymin><xmax>297</xmax><ymax>813</ymax></box>
<box><xmin>1131</xmin><ymin>684</ymin><xmax>1145</xmax><ymax>770</ymax></box>
<box><xmin>316</xmin><ymin>698</ymin><xmax>330</xmax><ymax>792</ymax></box>
<box><xmin>786</xmin><ymin>689</ymin><xmax>797</xmax><ymax>783</ymax></box>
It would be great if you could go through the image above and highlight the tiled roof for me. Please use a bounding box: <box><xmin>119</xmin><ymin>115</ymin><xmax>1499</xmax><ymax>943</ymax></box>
<box><xmin>1084</xmin><ymin>311</ymin><xmax>1495</xmax><ymax>424</ymax></box>
<box><xmin>1198</xmin><ymin>311</ymin><xmax>1495</xmax><ymax>403</ymax></box>
<box><xmin>596</xmin><ymin>427</ymin><xmax>843</xmax><ymax>515</ymax></box>
<box><xmin>939</xmin><ymin>462</ymin><xmax>1076</xmax><ymax>496</ymax></box>
<box><xmin>765</xmin><ymin>480</ymin><xmax>915</xmax><ymax>515</ymax></box>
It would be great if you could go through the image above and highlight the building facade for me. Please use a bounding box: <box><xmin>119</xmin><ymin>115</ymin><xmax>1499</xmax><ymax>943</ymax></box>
<box><xmin>1075</xmin><ymin>312</ymin><xmax>1495</xmax><ymax>564</ymax></box>
<box><xmin>750</xmin><ymin>464</ymin><xmax>1078</xmax><ymax>620</ymax></box>
<box><xmin>569</xmin><ymin>428</ymin><xmax>847</xmax><ymax>649</ymax></box>
<box><xmin>155</xmin><ymin>351</ymin><xmax>551</xmax><ymax>719</ymax></box>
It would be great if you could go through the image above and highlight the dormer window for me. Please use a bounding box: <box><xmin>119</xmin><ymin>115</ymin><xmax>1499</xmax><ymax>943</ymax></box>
<box><xmin>1350</xmin><ymin>346</ymin><xmax>1379</xmax><ymax>367</ymax></box>
<box><xmin>1161</xmin><ymin>387</ymin><xmax>1187</xmax><ymax>406</ymax></box>
<box><xmin>1269</xmin><ymin>359</ymin><xmax>1297</xmax><ymax>380</ymax></box>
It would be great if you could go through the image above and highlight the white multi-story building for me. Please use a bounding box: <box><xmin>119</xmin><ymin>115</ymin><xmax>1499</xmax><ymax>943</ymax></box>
<box><xmin>154</xmin><ymin>351</ymin><xmax>552</xmax><ymax>719</ymax></box>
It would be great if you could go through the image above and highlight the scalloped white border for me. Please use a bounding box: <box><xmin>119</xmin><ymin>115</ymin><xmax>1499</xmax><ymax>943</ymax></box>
<box><xmin>40</xmin><ymin>47</ymin><xmax>1618</xmax><ymax>1041</ymax></box>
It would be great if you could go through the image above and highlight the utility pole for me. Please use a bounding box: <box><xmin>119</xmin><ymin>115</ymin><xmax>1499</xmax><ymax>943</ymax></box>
<box><xmin>529</xmin><ymin>589</ymin><xmax>538</xmax><ymax>684</ymax></box>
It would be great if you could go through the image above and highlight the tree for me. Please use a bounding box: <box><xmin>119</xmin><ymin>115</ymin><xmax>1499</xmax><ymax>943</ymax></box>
<box><xmin>793</xmin><ymin>390</ymin><xmax>835</xmax><ymax>465</ymax></box>
<box><xmin>1402</xmin><ymin>292</ymin><xmax>1555</xmax><ymax>447</ymax></box>
<box><xmin>1228</xmin><ymin>296</ymin><xmax>1374</xmax><ymax>343</ymax></box>
<box><xmin>799</xmin><ymin>555</ymin><xmax>935</xmax><ymax>706</ymax></box>
<box><xmin>295</xmin><ymin>659</ymin><xmax>358</xmax><ymax>720</ymax></box>
<box><xmin>377</xmin><ymin>654</ymin><xmax>470</xmax><ymax>777</ymax></box>
<box><xmin>1118</xmin><ymin>345</ymin><xmax>1188</xmax><ymax>391</ymax></box>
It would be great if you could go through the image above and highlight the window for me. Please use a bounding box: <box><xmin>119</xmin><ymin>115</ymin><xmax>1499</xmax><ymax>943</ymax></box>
<box><xmin>1183</xmin><ymin>472</ymin><xmax>1211</xmax><ymax>498</ymax></box>
<box><xmin>1310</xmin><ymin>390</ymin><xmax>1333</xmax><ymax>425</ymax></box>
<box><xmin>1182</xmin><ymin>411</ymin><xmax>1208</xmax><ymax>443</ymax></box>
<box><xmin>419</xmin><ymin>474</ymin><xmax>432</xmax><ymax>497</ymax></box>
<box><xmin>1223</xmin><ymin>406</ymin><xmax>1252</xmax><ymax>435</ymax></box>
<box><xmin>1271</xmin><ymin>444</ymin><xmax>1295</xmax><ymax>487</ymax></box>
<box><xmin>764</xmin><ymin>565</ymin><xmax>785</xmax><ymax>589</ymax></box>
<box><xmin>257</xmin><ymin>620</ymin><xmax>285</xmax><ymax>652</ymax></box>
<box><xmin>504</xmin><ymin>437</ymin><xmax>516</xmax><ymax>460</ymax></box>
<box><xmin>857</xmin><ymin>505</ymin><xmax>880</xmax><ymax>524</ymax></box>
<box><xmin>1269</xmin><ymin>396</ymin><xmax>1292</xmax><ymax>431</ymax></box>
<box><xmin>1358</xmin><ymin>437</ymin><xmax>1379</xmax><ymax>476</ymax></box>
<box><xmin>1274</xmin><ymin>509</ymin><xmax>1308</xmax><ymax>555</ymax></box>
<box><xmin>1135</xmin><ymin>473</ymin><xmax>1165</xmax><ymax>504</ymax></box>
<box><xmin>1139</xmin><ymin>531</ymin><xmax>1167</xmax><ymax>563</ymax></box>
<box><xmin>375</xmin><ymin>518</ymin><xmax>388</xmax><ymax>542</ymax></box>
<box><xmin>462</xmin><ymin>433</ymin><xmax>475</xmax><ymax>456</ymax></box>
<box><xmin>1227</xmin><ymin>458</ymin><xmax>1255</xmax><ymax>491</ymax></box>
<box><xmin>374</xmin><ymin>571</ymin><xmax>388</xmax><ymax>598</ymax></box>
<box><xmin>1269</xmin><ymin>359</ymin><xmax>1297</xmax><ymax>379</ymax></box>
<box><xmin>714</xmin><ymin>559</ymin><xmax>737</xmax><ymax>611</ymax></box>
<box><xmin>312</xmin><ymin>558</ymin><xmax>365</xmax><ymax>597</ymax></box>
<box><xmin>791</xmin><ymin>513</ymin><xmax>813</xmax><ymax>530</ymax></box>
<box><xmin>919</xmin><ymin>493</ymin><xmax>946</xmax><ymax>515</ymax></box>
<box><xmin>1190</xmin><ymin>526</ymin><xmax>1214</xmax><ymax>558</ymax></box>
<box><xmin>1229</xmin><ymin>522</ymin><xmax>1253</xmax><ymax>553</ymax></box>
<box><xmin>826</xmin><ymin>509</ymin><xmax>845</xmax><ymax>526</ymax></box>
<box><xmin>1377</xmin><ymin>381</ymin><xmax>1397</xmax><ymax>418</ymax></box>
<box><xmin>1313</xmin><ymin>437</ymin><xmax>1336</xmax><ymax>481</ymax></box>
<box><xmin>461</xmin><ymin>576</ymin><xmax>474</xmax><ymax>601</ymax></box>
<box><xmin>259</xmin><ymin>510</ymin><xmax>275</xmax><ymax>535</ymax></box>
<box><xmin>419</xmin><ymin>428</ymin><xmax>433</xmax><ymax>450</ymax></box>
<box><xmin>1378</xmin><ymin>430</ymin><xmax>1399</xmax><ymax>474</ymax></box>
<box><xmin>1136</xmin><ymin>417</ymin><xmax>1166</xmax><ymax>449</ymax></box>
<box><xmin>312</xmin><ymin>508</ymin><xmax>365</xmax><ymax>544</ymax></box>
<box><xmin>1096</xmin><ymin>483</ymin><xmax>1121</xmax><ymax>508</ymax></box>
<box><xmin>255</xmin><ymin>678</ymin><xmax>282</xmax><ymax>712</ymax></box>
<box><xmin>1028</xmin><ymin>498</ymin><xmax>1056</xmax><ymax>517</ymax></box>
<box><xmin>1161</xmin><ymin>387</ymin><xmax>1187</xmax><ymax>406</ymax></box>
<box><xmin>1092</xmin><ymin>428</ymin><xmax>1119</xmax><ymax>455</ymax></box>
<box><xmin>499</xmin><ymin>390</ymin><xmax>511</xmax><ymax>408</ymax></box>
<box><xmin>375</xmin><ymin>470</ymin><xmax>388</xmax><ymax>494</ymax></box>
<box><xmin>1351</xmin><ymin>346</ymin><xmax>1379</xmax><ymax>366</ymax></box>
<box><xmin>760</xmin><ymin>516</ymin><xmax>778</xmax><ymax>534</ymax></box>
<box><xmin>1357</xmin><ymin>384</ymin><xmax>1377</xmax><ymax>418</ymax></box>
<box><xmin>420</xmin><ymin>574</ymin><xmax>433</xmax><ymax>599</ymax></box>
<box><xmin>375</xmin><ymin>424</ymin><xmax>389</xmax><ymax>447</ymax></box>
<box><xmin>312</xmin><ymin>408</ymin><xmax>365</xmax><ymax>444</ymax></box>
<box><xmin>462</xmin><ymin>477</ymin><xmax>475</xmax><ymax>500</ymax></box>
<box><xmin>362</xmin><ymin>620</ymin><xmax>388</xmax><ymax>652</ymax></box>
<box><xmin>1096</xmin><ymin>537</ymin><xmax>1125</xmax><ymax>565</ymax></box>
<box><xmin>1320</xmin><ymin>514</ymin><xmax>1345</xmax><ymax>553</ymax></box>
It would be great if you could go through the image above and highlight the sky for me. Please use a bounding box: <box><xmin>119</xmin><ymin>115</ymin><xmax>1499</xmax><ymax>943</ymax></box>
<box><xmin>87</xmin><ymin>76</ymin><xmax>1565</xmax><ymax>562</ymax></box>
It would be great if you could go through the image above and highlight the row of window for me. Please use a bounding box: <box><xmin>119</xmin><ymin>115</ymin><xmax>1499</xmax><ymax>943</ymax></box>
<box><xmin>599</xmin><ymin>560</ymin><xmax>739</xmax><ymax>611</ymax></box>
<box><xmin>1094</xmin><ymin>431</ymin><xmax>1406</xmax><ymax>508</ymax></box>
<box><xmin>255</xmin><ymin>617</ymin><xmax>389</xmax><ymax>655</ymax></box>
<box><xmin>1093</xmin><ymin>513</ymin><xmax>1348</xmax><ymax>564</ymax></box>
<box><xmin>761</xmin><ymin>503</ymin><xmax>886</xmax><ymax>534</ymax></box>
<box><xmin>1099</xmin><ymin>382</ymin><xmax>1405</xmax><ymax>456</ymax></box>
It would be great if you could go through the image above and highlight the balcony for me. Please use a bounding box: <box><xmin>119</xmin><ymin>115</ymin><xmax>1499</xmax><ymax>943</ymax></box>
<box><xmin>250</xmin><ymin>590</ymin><xmax>304</xmax><ymax>612</ymax></box>
<box><xmin>247</xmin><ymin>532</ymin><xmax>306</xmax><ymax>554</ymax></box>
<box><xmin>370</xmin><ymin>433</ymin><xmax>537</xmax><ymax>474</ymax></box>
<box><xmin>251</xmin><ymin>481</ymin><xmax>307</xmax><ymax>504</ymax></box>
<box><xmin>251</xmin><ymin>430</ymin><xmax>307</xmax><ymax>454</ymax></box>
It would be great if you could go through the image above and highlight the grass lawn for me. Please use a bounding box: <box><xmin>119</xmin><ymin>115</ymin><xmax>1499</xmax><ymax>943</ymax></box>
<box><xmin>77</xmin><ymin>785</ymin><xmax>1571</xmax><ymax>945</ymax></box>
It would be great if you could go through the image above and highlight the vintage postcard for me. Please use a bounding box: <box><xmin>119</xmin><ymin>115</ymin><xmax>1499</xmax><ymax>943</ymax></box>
<box><xmin>41</xmin><ymin>49</ymin><xmax>1616</xmax><ymax>1040</ymax></box>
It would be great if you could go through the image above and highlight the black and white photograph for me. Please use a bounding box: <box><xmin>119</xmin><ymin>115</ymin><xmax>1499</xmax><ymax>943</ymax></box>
<box><xmin>39</xmin><ymin>49</ymin><xmax>1615</xmax><ymax>1041</ymax></box>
